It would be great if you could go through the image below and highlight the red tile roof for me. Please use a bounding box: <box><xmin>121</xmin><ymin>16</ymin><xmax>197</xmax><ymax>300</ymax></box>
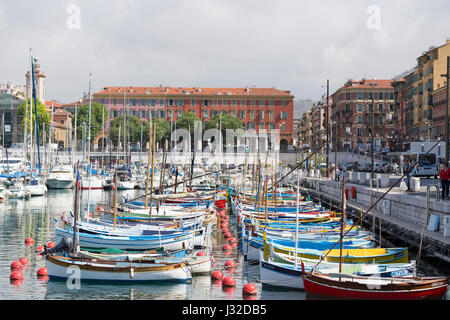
<box><xmin>343</xmin><ymin>79</ymin><xmax>394</xmax><ymax>89</ymax></box>
<box><xmin>94</xmin><ymin>86</ymin><xmax>293</xmax><ymax>97</ymax></box>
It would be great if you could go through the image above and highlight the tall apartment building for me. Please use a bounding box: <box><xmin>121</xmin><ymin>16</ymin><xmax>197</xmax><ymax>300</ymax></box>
<box><xmin>409</xmin><ymin>40</ymin><xmax>450</xmax><ymax>140</ymax></box>
<box><xmin>93</xmin><ymin>86</ymin><xmax>294</xmax><ymax>150</ymax></box>
<box><xmin>331</xmin><ymin>79</ymin><xmax>395</xmax><ymax>153</ymax></box>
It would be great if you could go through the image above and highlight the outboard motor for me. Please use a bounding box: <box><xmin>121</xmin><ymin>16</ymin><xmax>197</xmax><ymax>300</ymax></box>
<box><xmin>44</xmin><ymin>237</ymin><xmax>73</xmax><ymax>255</ymax></box>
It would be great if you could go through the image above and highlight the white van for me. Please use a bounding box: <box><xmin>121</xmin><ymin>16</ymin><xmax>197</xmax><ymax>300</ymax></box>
<box><xmin>411</xmin><ymin>153</ymin><xmax>439</xmax><ymax>178</ymax></box>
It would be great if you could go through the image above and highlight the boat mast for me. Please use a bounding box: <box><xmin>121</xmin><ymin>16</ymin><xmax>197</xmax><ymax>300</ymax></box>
<box><xmin>295</xmin><ymin>166</ymin><xmax>300</xmax><ymax>270</ymax></box>
<box><xmin>339</xmin><ymin>176</ymin><xmax>346</xmax><ymax>274</ymax></box>
<box><xmin>113</xmin><ymin>171</ymin><xmax>118</xmax><ymax>229</ymax></box>
<box><xmin>28</xmin><ymin>49</ymin><xmax>33</xmax><ymax>171</ymax></box>
<box><xmin>72</xmin><ymin>162</ymin><xmax>80</xmax><ymax>257</ymax></box>
<box><xmin>86</xmin><ymin>73</ymin><xmax>93</xmax><ymax>221</ymax></box>
<box><xmin>31</xmin><ymin>55</ymin><xmax>41</xmax><ymax>175</ymax></box>
<box><xmin>144</xmin><ymin>118</ymin><xmax>152</xmax><ymax>209</ymax></box>
<box><xmin>149</xmin><ymin>123</ymin><xmax>156</xmax><ymax>216</ymax></box>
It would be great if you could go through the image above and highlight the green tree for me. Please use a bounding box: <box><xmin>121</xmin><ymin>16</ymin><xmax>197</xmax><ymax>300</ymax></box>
<box><xmin>109</xmin><ymin>115</ymin><xmax>143</xmax><ymax>147</ymax></box>
<box><xmin>175</xmin><ymin>112</ymin><xmax>201</xmax><ymax>136</ymax></box>
<box><xmin>18</xmin><ymin>99</ymin><xmax>51</xmax><ymax>142</ymax></box>
<box><xmin>72</xmin><ymin>102</ymin><xmax>108</xmax><ymax>145</ymax></box>
<box><xmin>143</xmin><ymin>118</ymin><xmax>170</xmax><ymax>147</ymax></box>
<box><xmin>205</xmin><ymin>112</ymin><xmax>244</xmax><ymax>136</ymax></box>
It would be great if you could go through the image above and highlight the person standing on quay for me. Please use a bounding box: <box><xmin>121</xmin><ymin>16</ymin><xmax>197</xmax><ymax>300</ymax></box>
<box><xmin>403</xmin><ymin>160</ymin><xmax>411</xmax><ymax>192</ymax></box>
<box><xmin>440</xmin><ymin>163</ymin><xmax>449</xmax><ymax>200</ymax></box>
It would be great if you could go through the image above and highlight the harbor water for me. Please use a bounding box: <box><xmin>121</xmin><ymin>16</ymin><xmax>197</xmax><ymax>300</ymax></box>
<box><xmin>0</xmin><ymin>189</ymin><xmax>448</xmax><ymax>300</ymax></box>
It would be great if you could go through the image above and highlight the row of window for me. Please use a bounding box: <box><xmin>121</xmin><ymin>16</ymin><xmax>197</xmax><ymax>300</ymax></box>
<box><xmin>102</xmin><ymin>98</ymin><xmax>288</xmax><ymax>107</ymax></box>
<box><xmin>111</xmin><ymin>109</ymin><xmax>289</xmax><ymax>121</ymax></box>
<box><xmin>344</xmin><ymin>92</ymin><xmax>394</xmax><ymax>100</ymax></box>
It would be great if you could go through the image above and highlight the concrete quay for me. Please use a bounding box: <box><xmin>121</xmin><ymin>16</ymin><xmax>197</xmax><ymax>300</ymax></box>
<box><xmin>291</xmin><ymin>173</ymin><xmax>450</xmax><ymax>264</ymax></box>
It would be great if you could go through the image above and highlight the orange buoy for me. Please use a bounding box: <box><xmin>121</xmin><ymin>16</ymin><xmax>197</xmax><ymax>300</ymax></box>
<box><xmin>37</xmin><ymin>267</ymin><xmax>48</xmax><ymax>277</ymax></box>
<box><xmin>10</xmin><ymin>261</ymin><xmax>22</xmax><ymax>271</ymax></box>
<box><xmin>211</xmin><ymin>270</ymin><xmax>224</xmax><ymax>280</ymax></box>
<box><xmin>196</xmin><ymin>251</ymin><xmax>206</xmax><ymax>256</ymax></box>
<box><xmin>47</xmin><ymin>242</ymin><xmax>55</xmax><ymax>248</ymax></box>
<box><xmin>224</xmin><ymin>260</ymin><xmax>236</xmax><ymax>268</ymax></box>
<box><xmin>222</xmin><ymin>276</ymin><xmax>236</xmax><ymax>287</ymax></box>
<box><xmin>222</xmin><ymin>244</ymin><xmax>232</xmax><ymax>250</ymax></box>
<box><xmin>10</xmin><ymin>271</ymin><xmax>24</xmax><ymax>281</ymax></box>
<box><xmin>25</xmin><ymin>237</ymin><xmax>34</xmax><ymax>246</ymax></box>
<box><xmin>242</xmin><ymin>283</ymin><xmax>258</xmax><ymax>296</ymax></box>
<box><xmin>19</xmin><ymin>257</ymin><xmax>29</xmax><ymax>266</ymax></box>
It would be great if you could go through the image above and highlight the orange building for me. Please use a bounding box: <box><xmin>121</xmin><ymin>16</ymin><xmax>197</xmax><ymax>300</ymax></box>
<box><xmin>93</xmin><ymin>86</ymin><xmax>295</xmax><ymax>149</ymax></box>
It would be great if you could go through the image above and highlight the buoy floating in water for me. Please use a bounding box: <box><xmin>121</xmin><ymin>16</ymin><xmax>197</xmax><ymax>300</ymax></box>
<box><xmin>222</xmin><ymin>276</ymin><xmax>236</xmax><ymax>287</ymax></box>
<box><xmin>36</xmin><ymin>246</ymin><xmax>44</xmax><ymax>253</ymax></box>
<box><xmin>242</xmin><ymin>283</ymin><xmax>258</xmax><ymax>296</ymax></box>
<box><xmin>47</xmin><ymin>242</ymin><xmax>55</xmax><ymax>248</ymax></box>
<box><xmin>37</xmin><ymin>267</ymin><xmax>48</xmax><ymax>277</ymax></box>
<box><xmin>19</xmin><ymin>257</ymin><xmax>29</xmax><ymax>266</ymax></box>
<box><xmin>10</xmin><ymin>261</ymin><xmax>22</xmax><ymax>271</ymax></box>
<box><xmin>196</xmin><ymin>251</ymin><xmax>206</xmax><ymax>256</ymax></box>
<box><xmin>10</xmin><ymin>271</ymin><xmax>24</xmax><ymax>281</ymax></box>
<box><xmin>224</xmin><ymin>260</ymin><xmax>236</xmax><ymax>269</ymax></box>
<box><xmin>222</xmin><ymin>244</ymin><xmax>232</xmax><ymax>250</ymax></box>
<box><xmin>25</xmin><ymin>237</ymin><xmax>34</xmax><ymax>246</ymax></box>
<box><xmin>211</xmin><ymin>270</ymin><xmax>224</xmax><ymax>280</ymax></box>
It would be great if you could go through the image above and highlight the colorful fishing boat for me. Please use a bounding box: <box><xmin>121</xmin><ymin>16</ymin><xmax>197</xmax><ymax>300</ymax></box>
<box><xmin>301</xmin><ymin>263</ymin><xmax>448</xmax><ymax>300</ymax></box>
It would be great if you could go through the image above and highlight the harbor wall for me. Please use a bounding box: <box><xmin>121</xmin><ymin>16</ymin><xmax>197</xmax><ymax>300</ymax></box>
<box><xmin>295</xmin><ymin>174</ymin><xmax>450</xmax><ymax>263</ymax></box>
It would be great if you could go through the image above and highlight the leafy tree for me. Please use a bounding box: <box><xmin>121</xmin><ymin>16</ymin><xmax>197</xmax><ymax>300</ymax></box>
<box><xmin>18</xmin><ymin>99</ymin><xmax>51</xmax><ymax>142</ymax></box>
<box><xmin>175</xmin><ymin>112</ymin><xmax>201</xmax><ymax>135</ymax></box>
<box><xmin>109</xmin><ymin>115</ymin><xmax>142</xmax><ymax>147</ymax></box>
<box><xmin>143</xmin><ymin>118</ymin><xmax>170</xmax><ymax>147</ymax></box>
<box><xmin>72</xmin><ymin>102</ymin><xmax>108</xmax><ymax>145</ymax></box>
<box><xmin>205</xmin><ymin>112</ymin><xmax>244</xmax><ymax>136</ymax></box>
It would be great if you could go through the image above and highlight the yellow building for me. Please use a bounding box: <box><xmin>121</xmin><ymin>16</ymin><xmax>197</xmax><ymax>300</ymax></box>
<box><xmin>412</xmin><ymin>39</ymin><xmax>450</xmax><ymax>140</ymax></box>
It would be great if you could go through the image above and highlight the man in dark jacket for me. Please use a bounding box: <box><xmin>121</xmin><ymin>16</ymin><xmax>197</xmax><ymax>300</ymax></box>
<box><xmin>440</xmin><ymin>163</ymin><xmax>449</xmax><ymax>200</ymax></box>
<box><xmin>403</xmin><ymin>160</ymin><xmax>411</xmax><ymax>191</ymax></box>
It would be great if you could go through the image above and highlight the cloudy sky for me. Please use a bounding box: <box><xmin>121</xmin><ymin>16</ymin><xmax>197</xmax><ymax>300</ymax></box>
<box><xmin>1</xmin><ymin>0</ymin><xmax>449</xmax><ymax>103</ymax></box>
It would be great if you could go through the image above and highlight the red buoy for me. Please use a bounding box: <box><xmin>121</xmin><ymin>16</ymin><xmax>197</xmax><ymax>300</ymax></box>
<box><xmin>224</xmin><ymin>232</ymin><xmax>231</xmax><ymax>238</ymax></box>
<box><xmin>224</xmin><ymin>260</ymin><xmax>236</xmax><ymax>268</ymax></box>
<box><xmin>230</xmin><ymin>241</ymin><xmax>238</xmax><ymax>248</ymax></box>
<box><xmin>37</xmin><ymin>267</ymin><xmax>48</xmax><ymax>277</ymax></box>
<box><xmin>222</xmin><ymin>276</ymin><xmax>236</xmax><ymax>287</ymax></box>
<box><xmin>10</xmin><ymin>279</ymin><xmax>24</xmax><ymax>287</ymax></box>
<box><xmin>227</xmin><ymin>237</ymin><xmax>236</xmax><ymax>243</ymax></box>
<box><xmin>19</xmin><ymin>257</ymin><xmax>29</xmax><ymax>266</ymax></box>
<box><xmin>10</xmin><ymin>261</ymin><xmax>22</xmax><ymax>271</ymax></box>
<box><xmin>222</xmin><ymin>244</ymin><xmax>232</xmax><ymax>250</ymax></box>
<box><xmin>211</xmin><ymin>270</ymin><xmax>224</xmax><ymax>280</ymax></box>
<box><xmin>36</xmin><ymin>246</ymin><xmax>44</xmax><ymax>253</ymax></box>
<box><xmin>10</xmin><ymin>271</ymin><xmax>24</xmax><ymax>281</ymax></box>
<box><xmin>223</xmin><ymin>250</ymin><xmax>232</xmax><ymax>256</ymax></box>
<box><xmin>25</xmin><ymin>237</ymin><xmax>34</xmax><ymax>246</ymax></box>
<box><xmin>196</xmin><ymin>251</ymin><xmax>206</xmax><ymax>256</ymax></box>
<box><xmin>97</xmin><ymin>206</ymin><xmax>103</xmax><ymax>212</ymax></box>
<box><xmin>243</xmin><ymin>283</ymin><xmax>258</xmax><ymax>296</ymax></box>
<box><xmin>47</xmin><ymin>242</ymin><xmax>55</xmax><ymax>248</ymax></box>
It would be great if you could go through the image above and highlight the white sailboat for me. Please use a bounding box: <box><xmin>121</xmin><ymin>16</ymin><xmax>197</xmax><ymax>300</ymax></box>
<box><xmin>46</xmin><ymin>164</ymin><xmax>75</xmax><ymax>189</ymax></box>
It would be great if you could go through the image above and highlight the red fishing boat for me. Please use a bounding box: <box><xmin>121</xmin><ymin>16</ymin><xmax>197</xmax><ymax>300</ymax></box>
<box><xmin>301</xmin><ymin>263</ymin><xmax>448</xmax><ymax>300</ymax></box>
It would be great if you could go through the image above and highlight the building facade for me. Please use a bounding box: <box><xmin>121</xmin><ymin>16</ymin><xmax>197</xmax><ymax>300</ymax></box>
<box><xmin>432</xmin><ymin>86</ymin><xmax>449</xmax><ymax>140</ymax></box>
<box><xmin>0</xmin><ymin>93</ymin><xmax>24</xmax><ymax>147</ymax></box>
<box><xmin>25</xmin><ymin>60</ymin><xmax>46</xmax><ymax>104</ymax></box>
<box><xmin>93</xmin><ymin>86</ymin><xmax>295</xmax><ymax>149</ymax></box>
<box><xmin>331</xmin><ymin>79</ymin><xmax>395</xmax><ymax>153</ymax></box>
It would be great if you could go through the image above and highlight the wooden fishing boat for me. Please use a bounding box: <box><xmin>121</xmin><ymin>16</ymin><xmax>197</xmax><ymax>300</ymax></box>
<box><xmin>301</xmin><ymin>263</ymin><xmax>448</xmax><ymax>300</ymax></box>
<box><xmin>259</xmin><ymin>251</ymin><xmax>415</xmax><ymax>290</ymax></box>
<box><xmin>45</xmin><ymin>254</ymin><xmax>192</xmax><ymax>282</ymax></box>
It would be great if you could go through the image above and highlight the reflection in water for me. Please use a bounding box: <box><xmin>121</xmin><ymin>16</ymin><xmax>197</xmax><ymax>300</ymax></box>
<box><xmin>0</xmin><ymin>189</ymin><xmax>448</xmax><ymax>300</ymax></box>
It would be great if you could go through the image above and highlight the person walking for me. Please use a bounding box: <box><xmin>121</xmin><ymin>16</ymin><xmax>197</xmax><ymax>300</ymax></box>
<box><xmin>439</xmin><ymin>163</ymin><xmax>449</xmax><ymax>200</ymax></box>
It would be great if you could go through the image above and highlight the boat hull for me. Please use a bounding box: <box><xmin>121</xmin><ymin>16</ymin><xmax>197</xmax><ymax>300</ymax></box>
<box><xmin>46</xmin><ymin>255</ymin><xmax>191</xmax><ymax>282</ymax></box>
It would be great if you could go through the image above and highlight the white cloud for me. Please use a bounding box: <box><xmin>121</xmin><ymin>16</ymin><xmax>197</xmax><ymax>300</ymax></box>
<box><xmin>0</xmin><ymin>0</ymin><xmax>449</xmax><ymax>103</ymax></box>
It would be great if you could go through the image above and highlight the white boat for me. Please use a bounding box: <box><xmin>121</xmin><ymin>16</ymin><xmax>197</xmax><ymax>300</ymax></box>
<box><xmin>45</xmin><ymin>254</ymin><xmax>192</xmax><ymax>282</ymax></box>
<box><xmin>81</xmin><ymin>175</ymin><xmax>104</xmax><ymax>190</ymax></box>
<box><xmin>46</xmin><ymin>165</ymin><xmax>75</xmax><ymax>189</ymax></box>
<box><xmin>24</xmin><ymin>179</ymin><xmax>47</xmax><ymax>196</ymax></box>
<box><xmin>116</xmin><ymin>179</ymin><xmax>135</xmax><ymax>190</ymax></box>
